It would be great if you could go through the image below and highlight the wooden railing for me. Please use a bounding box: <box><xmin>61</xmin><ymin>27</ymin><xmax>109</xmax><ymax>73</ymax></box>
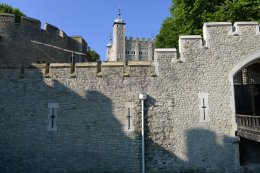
<box><xmin>236</xmin><ymin>114</ymin><xmax>260</xmax><ymax>131</ymax></box>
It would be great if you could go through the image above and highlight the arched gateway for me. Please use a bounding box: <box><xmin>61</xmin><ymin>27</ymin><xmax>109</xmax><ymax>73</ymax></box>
<box><xmin>229</xmin><ymin>52</ymin><xmax>260</xmax><ymax>168</ymax></box>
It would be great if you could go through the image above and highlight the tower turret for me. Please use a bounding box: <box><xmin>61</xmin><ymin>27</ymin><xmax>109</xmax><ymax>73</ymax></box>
<box><xmin>148</xmin><ymin>41</ymin><xmax>154</xmax><ymax>61</ymax></box>
<box><xmin>111</xmin><ymin>7</ymin><xmax>126</xmax><ymax>61</ymax></box>
<box><xmin>135</xmin><ymin>41</ymin><xmax>139</xmax><ymax>61</ymax></box>
<box><xmin>106</xmin><ymin>33</ymin><xmax>113</xmax><ymax>61</ymax></box>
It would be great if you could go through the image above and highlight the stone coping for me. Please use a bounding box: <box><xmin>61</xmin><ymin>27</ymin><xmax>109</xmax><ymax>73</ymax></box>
<box><xmin>128</xmin><ymin>61</ymin><xmax>152</xmax><ymax>66</ymax></box>
<box><xmin>49</xmin><ymin>63</ymin><xmax>71</xmax><ymax>68</ymax></box>
<box><xmin>234</xmin><ymin>22</ymin><xmax>259</xmax><ymax>26</ymax></box>
<box><xmin>0</xmin><ymin>62</ymin><xmax>152</xmax><ymax>68</ymax></box>
<box><xmin>44</xmin><ymin>23</ymin><xmax>59</xmax><ymax>31</ymax></box>
<box><xmin>30</xmin><ymin>63</ymin><xmax>47</xmax><ymax>68</ymax></box>
<box><xmin>75</xmin><ymin>62</ymin><xmax>97</xmax><ymax>67</ymax></box>
<box><xmin>204</xmin><ymin>22</ymin><xmax>232</xmax><ymax>27</ymax></box>
<box><xmin>101</xmin><ymin>62</ymin><xmax>124</xmax><ymax>67</ymax></box>
<box><xmin>0</xmin><ymin>13</ymin><xmax>15</xmax><ymax>17</ymax></box>
<box><xmin>179</xmin><ymin>35</ymin><xmax>202</xmax><ymax>39</ymax></box>
<box><xmin>21</xmin><ymin>16</ymin><xmax>41</xmax><ymax>23</ymax></box>
<box><xmin>155</xmin><ymin>48</ymin><xmax>177</xmax><ymax>52</ymax></box>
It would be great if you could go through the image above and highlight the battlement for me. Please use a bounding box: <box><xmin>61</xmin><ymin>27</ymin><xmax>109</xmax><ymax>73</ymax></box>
<box><xmin>0</xmin><ymin>13</ymin><xmax>60</xmax><ymax>34</ymax></box>
<box><xmin>44</xmin><ymin>23</ymin><xmax>59</xmax><ymax>33</ymax></box>
<box><xmin>154</xmin><ymin>48</ymin><xmax>178</xmax><ymax>64</ymax></box>
<box><xmin>233</xmin><ymin>22</ymin><xmax>260</xmax><ymax>35</ymax></box>
<box><xmin>0</xmin><ymin>61</ymin><xmax>155</xmax><ymax>79</ymax></box>
<box><xmin>0</xmin><ymin>13</ymin><xmax>15</xmax><ymax>23</ymax></box>
<box><xmin>178</xmin><ymin>21</ymin><xmax>260</xmax><ymax>61</ymax></box>
<box><xmin>0</xmin><ymin>13</ymin><xmax>77</xmax><ymax>38</ymax></box>
<box><xmin>125</xmin><ymin>36</ymin><xmax>153</xmax><ymax>42</ymax></box>
<box><xmin>0</xmin><ymin>13</ymin><xmax>88</xmax><ymax>64</ymax></box>
<box><xmin>21</xmin><ymin>16</ymin><xmax>41</xmax><ymax>29</ymax></box>
<box><xmin>59</xmin><ymin>30</ymin><xmax>68</xmax><ymax>38</ymax></box>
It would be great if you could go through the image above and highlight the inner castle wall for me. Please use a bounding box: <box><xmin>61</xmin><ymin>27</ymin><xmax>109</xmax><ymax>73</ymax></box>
<box><xmin>125</xmin><ymin>37</ymin><xmax>154</xmax><ymax>61</ymax></box>
<box><xmin>0</xmin><ymin>21</ymin><xmax>260</xmax><ymax>173</ymax></box>
<box><xmin>0</xmin><ymin>13</ymin><xmax>88</xmax><ymax>65</ymax></box>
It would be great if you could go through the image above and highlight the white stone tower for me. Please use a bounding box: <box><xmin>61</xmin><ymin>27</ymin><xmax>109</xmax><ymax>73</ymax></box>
<box><xmin>106</xmin><ymin>5</ymin><xmax>154</xmax><ymax>62</ymax></box>
<box><xmin>107</xmin><ymin>7</ymin><xmax>126</xmax><ymax>61</ymax></box>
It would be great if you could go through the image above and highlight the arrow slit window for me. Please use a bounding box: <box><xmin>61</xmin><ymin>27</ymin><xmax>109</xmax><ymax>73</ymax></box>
<box><xmin>48</xmin><ymin>102</ymin><xmax>59</xmax><ymax>131</ymax></box>
<box><xmin>198</xmin><ymin>93</ymin><xmax>210</xmax><ymax>122</ymax></box>
<box><xmin>125</xmin><ymin>103</ymin><xmax>134</xmax><ymax>132</ymax></box>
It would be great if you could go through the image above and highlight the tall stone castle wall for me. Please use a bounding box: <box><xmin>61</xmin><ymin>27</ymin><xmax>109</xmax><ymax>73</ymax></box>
<box><xmin>0</xmin><ymin>13</ymin><xmax>87</xmax><ymax>64</ymax></box>
<box><xmin>0</xmin><ymin>22</ymin><xmax>260</xmax><ymax>173</ymax></box>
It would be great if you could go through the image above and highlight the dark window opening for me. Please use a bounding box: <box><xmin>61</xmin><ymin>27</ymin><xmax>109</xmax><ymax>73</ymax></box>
<box><xmin>234</xmin><ymin>63</ymin><xmax>260</xmax><ymax>116</ymax></box>
<box><xmin>234</xmin><ymin>61</ymin><xmax>260</xmax><ymax>168</ymax></box>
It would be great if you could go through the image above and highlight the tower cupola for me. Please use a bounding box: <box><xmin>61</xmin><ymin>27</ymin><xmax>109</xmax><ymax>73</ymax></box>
<box><xmin>114</xmin><ymin>7</ymin><xmax>125</xmax><ymax>24</ymax></box>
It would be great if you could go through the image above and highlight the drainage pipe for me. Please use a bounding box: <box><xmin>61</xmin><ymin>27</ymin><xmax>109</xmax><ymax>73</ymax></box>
<box><xmin>139</xmin><ymin>93</ymin><xmax>147</xmax><ymax>173</ymax></box>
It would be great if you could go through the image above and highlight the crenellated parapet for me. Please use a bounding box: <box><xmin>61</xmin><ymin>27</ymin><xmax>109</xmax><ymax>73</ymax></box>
<box><xmin>233</xmin><ymin>22</ymin><xmax>260</xmax><ymax>36</ymax></box>
<box><xmin>44</xmin><ymin>23</ymin><xmax>59</xmax><ymax>33</ymax></box>
<box><xmin>0</xmin><ymin>13</ymin><xmax>88</xmax><ymax>64</ymax></box>
<box><xmin>0</xmin><ymin>14</ymin><xmax>66</xmax><ymax>36</ymax></box>
<box><xmin>21</xmin><ymin>16</ymin><xmax>41</xmax><ymax>29</ymax></box>
<box><xmin>125</xmin><ymin>37</ymin><xmax>154</xmax><ymax>51</ymax></box>
<box><xmin>0</xmin><ymin>61</ymin><xmax>156</xmax><ymax>79</ymax></box>
<box><xmin>0</xmin><ymin>13</ymin><xmax>15</xmax><ymax>24</ymax></box>
<box><xmin>177</xmin><ymin>21</ymin><xmax>260</xmax><ymax>61</ymax></box>
<box><xmin>125</xmin><ymin>37</ymin><xmax>153</xmax><ymax>42</ymax></box>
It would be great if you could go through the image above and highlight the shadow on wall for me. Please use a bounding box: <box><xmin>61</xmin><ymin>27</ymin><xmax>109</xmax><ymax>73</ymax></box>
<box><xmin>0</xmin><ymin>68</ymin><xmax>140</xmax><ymax>173</ymax></box>
<box><xmin>144</xmin><ymin>96</ymin><xmax>240</xmax><ymax>173</ymax></box>
<box><xmin>240</xmin><ymin>137</ymin><xmax>260</xmax><ymax>166</ymax></box>
<box><xmin>0</xmin><ymin>67</ymin><xmax>238</xmax><ymax>173</ymax></box>
<box><xmin>185</xmin><ymin>129</ymin><xmax>239</xmax><ymax>172</ymax></box>
<box><xmin>145</xmin><ymin>125</ymin><xmax>239</xmax><ymax>171</ymax></box>
<box><xmin>1</xmin><ymin>87</ymin><xmax>138</xmax><ymax>171</ymax></box>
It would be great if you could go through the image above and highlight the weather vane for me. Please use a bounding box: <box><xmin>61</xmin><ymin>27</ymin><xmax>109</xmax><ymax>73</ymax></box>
<box><xmin>118</xmin><ymin>0</ymin><xmax>121</xmax><ymax>19</ymax></box>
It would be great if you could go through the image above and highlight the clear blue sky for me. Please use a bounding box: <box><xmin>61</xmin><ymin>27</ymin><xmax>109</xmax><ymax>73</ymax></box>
<box><xmin>1</xmin><ymin>0</ymin><xmax>172</xmax><ymax>60</ymax></box>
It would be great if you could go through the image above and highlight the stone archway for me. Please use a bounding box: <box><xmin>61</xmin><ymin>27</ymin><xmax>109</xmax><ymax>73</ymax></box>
<box><xmin>234</xmin><ymin>63</ymin><xmax>260</xmax><ymax>116</ymax></box>
<box><xmin>229</xmin><ymin>53</ymin><xmax>260</xmax><ymax>169</ymax></box>
<box><xmin>229</xmin><ymin>52</ymin><xmax>260</xmax><ymax>133</ymax></box>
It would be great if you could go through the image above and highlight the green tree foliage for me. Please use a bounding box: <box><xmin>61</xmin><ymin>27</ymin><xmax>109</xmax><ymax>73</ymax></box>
<box><xmin>155</xmin><ymin>0</ymin><xmax>260</xmax><ymax>48</ymax></box>
<box><xmin>0</xmin><ymin>3</ymin><xmax>25</xmax><ymax>23</ymax></box>
<box><xmin>86</xmin><ymin>50</ymin><xmax>100</xmax><ymax>62</ymax></box>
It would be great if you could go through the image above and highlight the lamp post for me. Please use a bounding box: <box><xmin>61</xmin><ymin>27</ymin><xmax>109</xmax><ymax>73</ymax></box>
<box><xmin>139</xmin><ymin>93</ymin><xmax>147</xmax><ymax>173</ymax></box>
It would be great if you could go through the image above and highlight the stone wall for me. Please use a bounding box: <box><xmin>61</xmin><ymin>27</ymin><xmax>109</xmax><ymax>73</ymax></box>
<box><xmin>0</xmin><ymin>22</ymin><xmax>260</xmax><ymax>173</ymax></box>
<box><xmin>0</xmin><ymin>13</ymin><xmax>88</xmax><ymax>65</ymax></box>
<box><xmin>0</xmin><ymin>61</ymin><xmax>154</xmax><ymax>173</ymax></box>
<box><xmin>125</xmin><ymin>37</ymin><xmax>154</xmax><ymax>61</ymax></box>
